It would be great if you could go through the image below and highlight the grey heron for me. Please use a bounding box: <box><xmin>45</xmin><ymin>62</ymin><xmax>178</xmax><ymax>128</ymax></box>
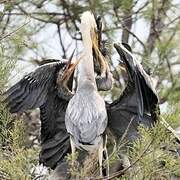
<box><xmin>3</xmin><ymin>11</ymin><xmax>159</xmax><ymax>179</ymax></box>
<box><xmin>65</xmin><ymin>11</ymin><xmax>109</xmax><ymax>177</ymax></box>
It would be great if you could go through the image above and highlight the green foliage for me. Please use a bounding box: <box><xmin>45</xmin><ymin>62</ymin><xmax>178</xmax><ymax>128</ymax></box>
<box><xmin>0</xmin><ymin>126</ymin><xmax>37</xmax><ymax>179</ymax></box>
<box><xmin>0</xmin><ymin>52</ymin><xmax>14</xmax><ymax>89</ymax></box>
<box><xmin>143</xmin><ymin>0</ymin><xmax>171</xmax><ymax>21</ymax></box>
<box><xmin>109</xmin><ymin>0</ymin><xmax>133</xmax><ymax>11</ymax></box>
<box><xmin>0</xmin><ymin>31</ymin><xmax>39</xmax><ymax>180</ymax></box>
<box><xmin>0</xmin><ymin>50</ymin><xmax>15</xmax><ymax>146</ymax></box>
<box><xmin>121</xmin><ymin>119</ymin><xmax>180</xmax><ymax>179</ymax></box>
<box><xmin>65</xmin><ymin>110</ymin><xmax>180</xmax><ymax>179</ymax></box>
<box><xmin>0</xmin><ymin>70</ymin><xmax>39</xmax><ymax>180</ymax></box>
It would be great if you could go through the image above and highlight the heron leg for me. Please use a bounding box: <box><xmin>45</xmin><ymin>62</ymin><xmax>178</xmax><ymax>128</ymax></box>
<box><xmin>103</xmin><ymin>135</ymin><xmax>109</xmax><ymax>177</ymax></box>
<box><xmin>70</xmin><ymin>136</ymin><xmax>76</xmax><ymax>166</ymax></box>
<box><xmin>98</xmin><ymin>141</ymin><xmax>103</xmax><ymax>177</ymax></box>
<box><xmin>103</xmin><ymin>147</ymin><xmax>109</xmax><ymax>177</ymax></box>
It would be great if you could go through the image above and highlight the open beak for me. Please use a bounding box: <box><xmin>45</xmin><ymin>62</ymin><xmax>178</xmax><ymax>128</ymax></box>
<box><xmin>96</xmin><ymin>15</ymin><xmax>102</xmax><ymax>47</ymax></box>
<box><xmin>114</xmin><ymin>43</ymin><xmax>133</xmax><ymax>81</ymax></box>
<box><xmin>91</xmin><ymin>26</ymin><xmax>108</xmax><ymax>77</ymax></box>
<box><xmin>61</xmin><ymin>50</ymin><xmax>81</xmax><ymax>85</ymax></box>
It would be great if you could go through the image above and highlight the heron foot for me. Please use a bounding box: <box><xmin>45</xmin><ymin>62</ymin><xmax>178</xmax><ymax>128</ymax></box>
<box><xmin>98</xmin><ymin>141</ymin><xmax>109</xmax><ymax>177</ymax></box>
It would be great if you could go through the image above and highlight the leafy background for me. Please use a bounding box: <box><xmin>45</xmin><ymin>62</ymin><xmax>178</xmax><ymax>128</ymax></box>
<box><xmin>0</xmin><ymin>0</ymin><xmax>179</xmax><ymax>179</ymax></box>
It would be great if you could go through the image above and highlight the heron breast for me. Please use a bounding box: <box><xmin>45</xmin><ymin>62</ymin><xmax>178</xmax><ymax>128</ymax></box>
<box><xmin>65</xmin><ymin>91</ymin><xmax>107</xmax><ymax>147</ymax></box>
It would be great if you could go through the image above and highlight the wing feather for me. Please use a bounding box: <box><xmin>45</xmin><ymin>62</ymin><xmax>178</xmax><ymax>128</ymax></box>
<box><xmin>107</xmin><ymin>43</ymin><xmax>159</xmax><ymax>140</ymax></box>
<box><xmin>39</xmin><ymin>92</ymin><xmax>71</xmax><ymax>169</ymax></box>
<box><xmin>4</xmin><ymin>60</ymin><xmax>72</xmax><ymax>169</ymax></box>
<box><xmin>4</xmin><ymin>61</ymin><xmax>66</xmax><ymax>113</ymax></box>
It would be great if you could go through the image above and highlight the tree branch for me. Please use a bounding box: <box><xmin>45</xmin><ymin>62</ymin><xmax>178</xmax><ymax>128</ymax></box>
<box><xmin>0</xmin><ymin>20</ymin><xmax>30</xmax><ymax>41</ymax></box>
<box><xmin>57</xmin><ymin>24</ymin><xmax>66</xmax><ymax>59</ymax></box>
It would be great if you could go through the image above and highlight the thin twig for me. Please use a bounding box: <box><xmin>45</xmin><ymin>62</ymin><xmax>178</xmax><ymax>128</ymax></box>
<box><xmin>91</xmin><ymin>117</ymin><xmax>136</xmax><ymax>178</ymax></box>
<box><xmin>0</xmin><ymin>20</ymin><xmax>30</xmax><ymax>41</ymax></box>
<box><xmin>17</xmin><ymin>5</ymin><xmax>61</xmax><ymax>24</ymax></box>
<box><xmin>93</xmin><ymin>139</ymin><xmax>154</xmax><ymax>180</ymax></box>
<box><xmin>122</xmin><ymin>25</ymin><xmax>147</xmax><ymax>53</ymax></box>
<box><xmin>57</xmin><ymin>24</ymin><xmax>66</xmax><ymax>59</ymax></box>
<box><xmin>118</xmin><ymin>116</ymin><xmax>135</xmax><ymax>145</ymax></box>
<box><xmin>2</xmin><ymin>12</ymin><xmax>66</xmax><ymax>16</ymax></box>
<box><xmin>160</xmin><ymin>116</ymin><xmax>180</xmax><ymax>142</ymax></box>
<box><xmin>33</xmin><ymin>175</ymin><xmax>45</xmax><ymax>180</ymax></box>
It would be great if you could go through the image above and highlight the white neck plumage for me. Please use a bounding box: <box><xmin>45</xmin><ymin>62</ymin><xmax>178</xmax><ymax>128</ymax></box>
<box><xmin>77</xmin><ymin>11</ymin><xmax>97</xmax><ymax>89</ymax></box>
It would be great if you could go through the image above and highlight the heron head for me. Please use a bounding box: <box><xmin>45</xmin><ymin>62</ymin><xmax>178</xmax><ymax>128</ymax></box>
<box><xmin>91</xmin><ymin>15</ymin><xmax>110</xmax><ymax>78</ymax></box>
<box><xmin>58</xmin><ymin>50</ymin><xmax>80</xmax><ymax>91</ymax></box>
<box><xmin>114</xmin><ymin>43</ymin><xmax>132</xmax><ymax>59</ymax></box>
<box><xmin>113</xmin><ymin>42</ymin><xmax>133</xmax><ymax>67</ymax></box>
<box><xmin>114</xmin><ymin>43</ymin><xmax>134</xmax><ymax>81</ymax></box>
<box><xmin>80</xmin><ymin>11</ymin><xmax>109</xmax><ymax>77</ymax></box>
<box><xmin>58</xmin><ymin>12</ymin><xmax>112</xmax><ymax>92</ymax></box>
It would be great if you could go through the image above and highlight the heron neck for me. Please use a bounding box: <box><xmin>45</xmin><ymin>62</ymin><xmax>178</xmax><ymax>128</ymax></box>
<box><xmin>77</xmin><ymin>29</ymin><xmax>97</xmax><ymax>89</ymax></box>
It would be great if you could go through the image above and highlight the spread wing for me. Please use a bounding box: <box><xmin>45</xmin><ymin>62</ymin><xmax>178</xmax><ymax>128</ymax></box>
<box><xmin>107</xmin><ymin>43</ymin><xmax>159</xmax><ymax>141</ymax></box>
<box><xmin>4</xmin><ymin>61</ymin><xmax>67</xmax><ymax>113</ymax></box>
<box><xmin>3</xmin><ymin>60</ymin><xmax>72</xmax><ymax>169</ymax></box>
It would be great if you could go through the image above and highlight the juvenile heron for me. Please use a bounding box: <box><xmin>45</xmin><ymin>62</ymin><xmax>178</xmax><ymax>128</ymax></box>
<box><xmin>107</xmin><ymin>43</ymin><xmax>159</xmax><ymax>142</ymax></box>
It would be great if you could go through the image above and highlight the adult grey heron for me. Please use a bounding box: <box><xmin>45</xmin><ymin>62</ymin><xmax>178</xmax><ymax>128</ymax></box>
<box><xmin>65</xmin><ymin>11</ymin><xmax>109</xmax><ymax>176</ymax></box>
<box><xmin>3</xmin><ymin>11</ymin><xmax>159</xmax><ymax>179</ymax></box>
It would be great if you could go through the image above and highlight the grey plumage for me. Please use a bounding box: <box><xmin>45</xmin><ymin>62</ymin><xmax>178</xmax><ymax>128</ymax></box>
<box><xmin>65</xmin><ymin>11</ymin><xmax>108</xmax><ymax>153</ymax></box>
<box><xmin>96</xmin><ymin>70</ymin><xmax>113</xmax><ymax>91</ymax></box>
<box><xmin>39</xmin><ymin>92</ymin><xmax>70</xmax><ymax>168</ymax></box>
<box><xmin>65</xmin><ymin>82</ymin><xmax>107</xmax><ymax>149</ymax></box>
<box><xmin>114</xmin><ymin>43</ymin><xmax>158</xmax><ymax>119</ymax></box>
